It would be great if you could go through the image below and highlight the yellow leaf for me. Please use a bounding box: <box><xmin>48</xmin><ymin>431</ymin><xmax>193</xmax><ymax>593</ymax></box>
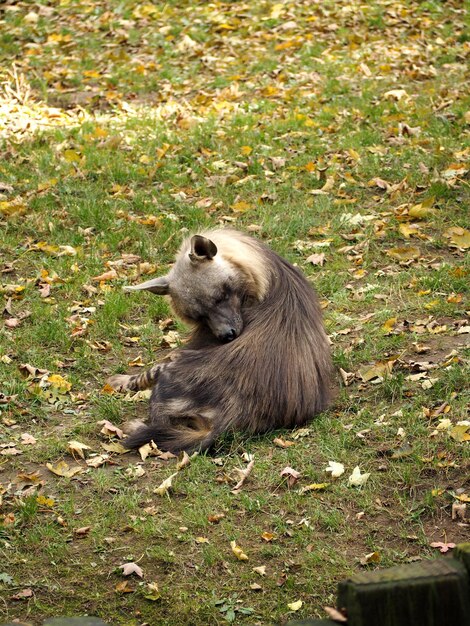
<box><xmin>128</xmin><ymin>356</ymin><xmax>145</xmax><ymax>367</ymax></box>
<box><xmin>270</xmin><ymin>3</ymin><xmax>284</xmax><ymax>19</ymax></box>
<box><xmin>230</xmin><ymin>540</ymin><xmax>249</xmax><ymax>561</ymax></box>
<box><xmin>240</xmin><ymin>146</ymin><xmax>252</xmax><ymax>155</ymax></box>
<box><xmin>304</xmin><ymin>161</ymin><xmax>316</xmax><ymax>172</ymax></box>
<box><xmin>408</xmin><ymin>203</ymin><xmax>436</xmax><ymax>219</ymax></box>
<box><xmin>299</xmin><ymin>483</ymin><xmax>329</xmax><ymax>494</ymax></box>
<box><xmin>382</xmin><ymin>317</ymin><xmax>397</xmax><ymax>334</ymax></box>
<box><xmin>46</xmin><ymin>461</ymin><xmax>84</xmax><ymax>478</ymax></box>
<box><xmin>0</xmin><ymin>200</ymin><xmax>27</xmax><ymax>216</ymax></box>
<box><xmin>101</xmin><ymin>383</ymin><xmax>116</xmax><ymax>395</ymax></box>
<box><xmin>348</xmin><ymin>148</ymin><xmax>361</xmax><ymax>161</ymax></box>
<box><xmin>358</xmin><ymin>360</ymin><xmax>395</xmax><ymax>382</ymax></box>
<box><xmin>67</xmin><ymin>440</ymin><xmax>91</xmax><ymax>460</ymax></box>
<box><xmin>399</xmin><ymin>223</ymin><xmax>420</xmax><ymax>239</ymax></box>
<box><xmin>261</xmin><ymin>532</ymin><xmax>276</xmax><ymax>542</ymax></box>
<box><xmin>275</xmin><ymin>39</ymin><xmax>303</xmax><ymax>52</ymax></box>
<box><xmin>63</xmin><ymin>150</ymin><xmax>82</xmax><ymax>163</ymax></box>
<box><xmin>48</xmin><ymin>374</ymin><xmax>72</xmax><ymax>393</ymax></box>
<box><xmin>231</xmin><ymin>201</ymin><xmax>252</xmax><ymax>213</ymax></box>
<box><xmin>36</xmin><ymin>495</ymin><xmax>55</xmax><ymax>507</ymax></box>
<box><xmin>321</xmin><ymin>176</ymin><xmax>335</xmax><ymax>192</ymax></box>
<box><xmin>386</xmin><ymin>246</ymin><xmax>420</xmax><ymax>261</ymax></box>
<box><xmin>37</xmin><ymin>178</ymin><xmax>58</xmax><ymax>192</ymax></box>
<box><xmin>443</xmin><ymin>226</ymin><xmax>470</xmax><ymax>250</ymax></box>
<box><xmin>449</xmin><ymin>424</ymin><xmax>470</xmax><ymax>442</ymax></box>
<box><xmin>288</xmin><ymin>600</ymin><xmax>303</xmax><ymax>611</ymax></box>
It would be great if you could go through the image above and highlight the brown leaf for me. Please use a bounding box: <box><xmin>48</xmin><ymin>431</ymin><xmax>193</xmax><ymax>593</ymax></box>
<box><xmin>98</xmin><ymin>419</ymin><xmax>124</xmax><ymax>439</ymax></box>
<box><xmin>208</xmin><ymin>513</ymin><xmax>225</xmax><ymax>524</ymax></box>
<box><xmin>11</xmin><ymin>588</ymin><xmax>33</xmax><ymax>601</ymax></box>
<box><xmin>273</xmin><ymin>437</ymin><xmax>295</xmax><ymax>448</ymax></box>
<box><xmin>92</xmin><ymin>269</ymin><xmax>118</xmax><ymax>282</ymax></box>
<box><xmin>280</xmin><ymin>466</ymin><xmax>301</xmax><ymax>487</ymax></box>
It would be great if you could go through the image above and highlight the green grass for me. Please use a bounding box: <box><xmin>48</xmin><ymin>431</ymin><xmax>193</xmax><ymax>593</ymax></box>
<box><xmin>0</xmin><ymin>0</ymin><xmax>469</xmax><ymax>624</ymax></box>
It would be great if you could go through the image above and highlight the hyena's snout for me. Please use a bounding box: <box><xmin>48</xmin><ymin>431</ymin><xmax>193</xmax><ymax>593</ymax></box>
<box><xmin>208</xmin><ymin>307</ymin><xmax>243</xmax><ymax>342</ymax></box>
<box><xmin>211</xmin><ymin>315</ymin><xmax>243</xmax><ymax>342</ymax></box>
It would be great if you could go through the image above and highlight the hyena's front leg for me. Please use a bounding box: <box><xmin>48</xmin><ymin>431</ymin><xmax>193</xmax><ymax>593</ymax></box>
<box><xmin>106</xmin><ymin>362</ymin><xmax>169</xmax><ymax>393</ymax></box>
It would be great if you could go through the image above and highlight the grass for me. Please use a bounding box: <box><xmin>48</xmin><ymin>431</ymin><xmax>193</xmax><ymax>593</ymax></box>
<box><xmin>0</xmin><ymin>0</ymin><xmax>469</xmax><ymax>624</ymax></box>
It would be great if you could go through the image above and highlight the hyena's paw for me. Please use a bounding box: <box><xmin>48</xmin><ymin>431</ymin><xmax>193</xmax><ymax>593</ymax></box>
<box><xmin>122</xmin><ymin>419</ymin><xmax>146</xmax><ymax>436</ymax></box>
<box><xmin>106</xmin><ymin>374</ymin><xmax>132</xmax><ymax>392</ymax></box>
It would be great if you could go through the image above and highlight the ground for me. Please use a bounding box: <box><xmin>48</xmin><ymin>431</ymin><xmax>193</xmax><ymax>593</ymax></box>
<box><xmin>0</xmin><ymin>1</ymin><xmax>469</xmax><ymax>625</ymax></box>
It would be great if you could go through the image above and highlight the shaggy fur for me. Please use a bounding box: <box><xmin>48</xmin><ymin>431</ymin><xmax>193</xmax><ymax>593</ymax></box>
<box><xmin>107</xmin><ymin>229</ymin><xmax>332</xmax><ymax>452</ymax></box>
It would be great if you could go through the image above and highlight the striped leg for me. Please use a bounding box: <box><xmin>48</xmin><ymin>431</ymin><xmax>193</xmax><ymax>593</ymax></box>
<box><xmin>107</xmin><ymin>362</ymin><xmax>168</xmax><ymax>392</ymax></box>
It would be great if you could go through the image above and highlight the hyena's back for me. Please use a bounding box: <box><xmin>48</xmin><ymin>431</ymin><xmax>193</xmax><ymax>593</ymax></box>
<box><xmin>119</xmin><ymin>230</ymin><xmax>332</xmax><ymax>453</ymax></box>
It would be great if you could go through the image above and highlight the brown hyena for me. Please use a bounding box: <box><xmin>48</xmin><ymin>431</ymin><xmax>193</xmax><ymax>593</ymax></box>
<box><xmin>107</xmin><ymin>229</ymin><xmax>332</xmax><ymax>452</ymax></box>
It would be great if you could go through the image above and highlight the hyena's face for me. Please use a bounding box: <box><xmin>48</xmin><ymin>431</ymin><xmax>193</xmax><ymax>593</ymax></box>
<box><xmin>124</xmin><ymin>235</ymin><xmax>244</xmax><ymax>343</ymax></box>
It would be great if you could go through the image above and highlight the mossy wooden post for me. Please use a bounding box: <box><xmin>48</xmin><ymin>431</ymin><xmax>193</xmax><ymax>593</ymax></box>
<box><xmin>337</xmin><ymin>558</ymin><xmax>470</xmax><ymax>626</ymax></box>
<box><xmin>455</xmin><ymin>543</ymin><xmax>470</xmax><ymax>576</ymax></box>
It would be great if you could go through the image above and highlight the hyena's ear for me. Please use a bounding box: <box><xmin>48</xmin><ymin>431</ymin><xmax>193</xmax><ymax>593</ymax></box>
<box><xmin>189</xmin><ymin>235</ymin><xmax>217</xmax><ymax>262</ymax></box>
<box><xmin>123</xmin><ymin>276</ymin><xmax>170</xmax><ymax>295</ymax></box>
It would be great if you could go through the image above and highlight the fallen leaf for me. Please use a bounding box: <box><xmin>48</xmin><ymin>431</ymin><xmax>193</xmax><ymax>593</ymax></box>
<box><xmin>306</xmin><ymin>253</ymin><xmax>326</xmax><ymax>266</ymax></box>
<box><xmin>360</xmin><ymin>551</ymin><xmax>381</xmax><ymax>565</ymax></box>
<box><xmin>324</xmin><ymin>606</ymin><xmax>347</xmax><ymax>623</ymax></box>
<box><xmin>154</xmin><ymin>472</ymin><xmax>178</xmax><ymax>497</ymax></box>
<box><xmin>430</xmin><ymin>541</ymin><xmax>456</xmax><ymax>554</ymax></box>
<box><xmin>47</xmin><ymin>374</ymin><xmax>72</xmax><ymax>393</ymax></box>
<box><xmin>288</xmin><ymin>599</ymin><xmax>303</xmax><ymax>611</ymax></box>
<box><xmin>144</xmin><ymin>581</ymin><xmax>160</xmax><ymax>601</ymax></box>
<box><xmin>92</xmin><ymin>269</ymin><xmax>118</xmax><ymax>282</ymax></box>
<box><xmin>348</xmin><ymin>466</ymin><xmax>371</xmax><ymax>487</ymax></box>
<box><xmin>36</xmin><ymin>495</ymin><xmax>55</xmax><ymax>507</ymax></box>
<box><xmin>21</xmin><ymin>433</ymin><xmax>37</xmax><ymax>445</ymax></box>
<box><xmin>230</xmin><ymin>540</ymin><xmax>249</xmax><ymax>561</ymax></box>
<box><xmin>299</xmin><ymin>483</ymin><xmax>329</xmax><ymax>494</ymax></box>
<box><xmin>358</xmin><ymin>360</ymin><xmax>395</xmax><ymax>382</ymax></box>
<box><xmin>273</xmin><ymin>437</ymin><xmax>295</xmax><ymax>448</ymax></box>
<box><xmin>46</xmin><ymin>460</ymin><xmax>84</xmax><ymax>478</ymax></box>
<box><xmin>99</xmin><ymin>420</ymin><xmax>124</xmax><ymax>439</ymax></box>
<box><xmin>232</xmin><ymin>459</ymin><xmax>255</xmax><ymax>493</ymax></box>
<box><xmin>449</xmin><ymin>423</ymin><xmax>470</xmax><ymax>442</ymax></box>
<box><xmin>382</xmin><ymin>317</ymin><xmax>397</xmax><ymax>334</ymax></box>
<box><xmin>280</xmin><ymin>466</ymin><xmax>301</xmax><ymax>487</ymax></box>
<box><xmin>101</xmin><ymin>441</ymin><xmax>129</xmax><ymax>454</ymax></box>
<box><xmin>115</xmin><ymin>580</ymin><xmax>134</xmax><ymax>594</ymax></box>
<box><xmin>443</xmin><ymin>226</ymin><xmax>470</xmax><ymax>250</ymax></box>
<box><xmin>231</xmin><ymin>201</ymin><xmax>252</xmax><ymax>213</ymax></box>
<box><xmin>386</xmin><ymin>246</ymin><xmax>420</xmax><ymax>261</ymax></box>
<box><xmin>325</xmin><ymin>461</ymin><xmax>345</xmax><ymax>478</ymax></box>
<box><xmin>67</xmin><ymin>440</ymin><xmax>91</xmax><ymax>460</ymax></box>
<box><xmin>252</xmin><ymin>565</ymin><xmax>266</xmax><ymax>576</ymax></box>
<box><xmin>11</xmin><ymin>588</ymin><xmax>33</xmax><ymax>601</ymax></box>
<box><xmin>139</xmin><ymin>440</ymin><xmax>161</xmax><ymax>461</ymax></box>
<box><xmin>175</xmin><ymin>450</ymin><xmax>192</xmax><ymax>470</ymax></box>
<box><xmin>383</xmin><ymin>88</ymin><xmax>409</xmax><ymax>101</ymax></box>
<box><xmin>86</xmin><ymin>454</ymin><xmax>109</xmax><ymax>468</ymax></box>
<box><xmin>119</xmin><ymin>562</ymin><xmax>144</xmax><ymax>578</ymax></box>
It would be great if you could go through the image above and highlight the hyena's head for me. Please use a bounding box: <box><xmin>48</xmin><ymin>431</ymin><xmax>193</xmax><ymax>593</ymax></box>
<box><xmin>125</xmin><ymin>235</ymin><xmax>244</xmax><ymax>342</ymax></box>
